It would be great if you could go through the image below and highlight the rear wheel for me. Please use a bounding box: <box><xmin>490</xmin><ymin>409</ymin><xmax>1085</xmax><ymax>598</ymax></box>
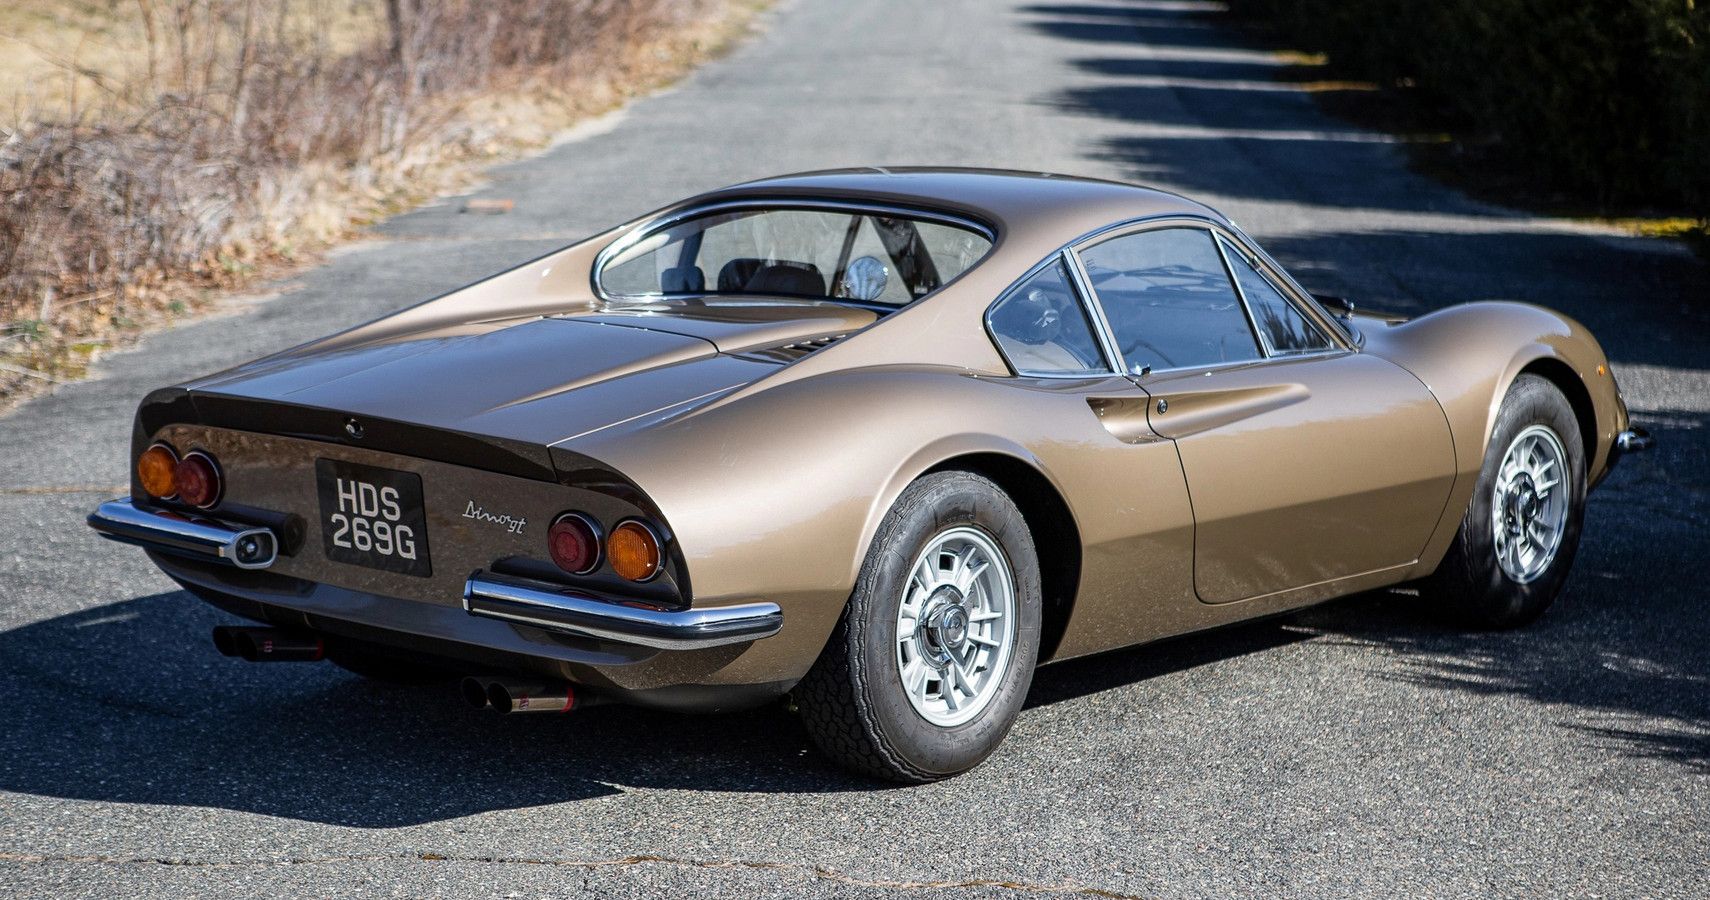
<box><xmin>1424</xmin><ymin>374</ymin><xmax>1586</xmax><ymax>628</ymax></box>
<box><xmin>796</xmin><ymin>471</ymin><xmax>1042</xmax><ymax>782</ymax></box>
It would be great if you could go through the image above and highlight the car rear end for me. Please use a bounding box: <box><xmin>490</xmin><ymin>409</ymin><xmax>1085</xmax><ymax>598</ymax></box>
<box><xmin>88</xmin><ymin>389</ymin><xmax>785</xmax><ymax>710</ymax></box>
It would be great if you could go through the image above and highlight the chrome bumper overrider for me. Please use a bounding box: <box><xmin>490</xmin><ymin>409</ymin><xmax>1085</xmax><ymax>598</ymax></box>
<box><xmin>1608</xmin><ymin>427</ymin><xmax>1655</xmax><ymax>473</ymax></box>
<box><xmin>1616</xmin><ymin>427</ymin><xmax>1654</xmax><ymax>454</ymax></box>
<box><xmin>87</xmin><ymin>497</ymin><xmax>279</xmax><ymax>570</ymax></box>
<box><xmin>463</xmin><ymin>570</ymin><xmax>783</xmax><ymax>650</ymax></box>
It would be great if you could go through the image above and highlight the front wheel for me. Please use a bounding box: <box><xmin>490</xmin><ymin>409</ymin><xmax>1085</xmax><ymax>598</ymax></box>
<box><xmin>1423</xmin><ymin>374</ymin><xmax>1587</xmax><ymax>628</ymax></box>
<box><xmin>796</xmin><ymin>471</ymin><xmax>1042</xmax><ymax>782</ymax></box>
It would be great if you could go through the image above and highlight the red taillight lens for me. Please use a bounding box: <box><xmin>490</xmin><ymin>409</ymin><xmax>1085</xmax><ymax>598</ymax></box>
<box><xmin>547</xmin><ymin>513</ymin><xmax>601</xmax><ymax>575</ymax></box>
<box><xmin>174</xmin><ymin>451</ymin><xmax>222</xmax><ymax>509</ymax></box>
<box><xmin>608</xmin><ymin>520</ymin><xmax>662</xmax><ymax>582</ymax></box>
<box><xmin>137</xmin><ymin>444</ymin><xmax>179</xmax><ymax>499</ymax></box>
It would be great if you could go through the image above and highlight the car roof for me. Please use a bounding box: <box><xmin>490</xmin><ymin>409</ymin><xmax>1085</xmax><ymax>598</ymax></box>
<box><xmin>676</xmin><ymin>167</ymin><xmax>1228</xmax><ymax>246</ymax></box>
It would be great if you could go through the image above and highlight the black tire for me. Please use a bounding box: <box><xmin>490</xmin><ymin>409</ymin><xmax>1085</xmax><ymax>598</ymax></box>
<box><xmin>1423</xmin><ymin>374</ymin><xmax>1586</xmax><ymax>628</ymax></box>
<box><xmin>326</xmin><ymin>640</ymin><xmax>459</xmax><ymax>685</ymax></box>
<box><xmin>796</xmin><ymin>471</ymin><xmax>1043</xmax><ymax>783</ymax></box>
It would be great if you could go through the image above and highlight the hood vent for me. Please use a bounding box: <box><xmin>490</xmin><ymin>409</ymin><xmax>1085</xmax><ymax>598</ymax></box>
<box><xmin>736</xmin><ymin>334</ymin><xmax>848</xmax><ymax>364</ymax></box>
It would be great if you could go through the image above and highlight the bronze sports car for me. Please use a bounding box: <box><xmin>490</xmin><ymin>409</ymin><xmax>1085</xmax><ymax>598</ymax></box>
<box><xmin>88</xmin><ymin>169</ymin><xmax>1651</xmax><ymax>781</ymax></box>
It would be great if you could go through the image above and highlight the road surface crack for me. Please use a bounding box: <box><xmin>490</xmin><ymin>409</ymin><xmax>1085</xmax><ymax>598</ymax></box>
<box><xmin>0</xmin><ymin>850</ymin><xmax>1151</xmax><ymax>897</ymax></box>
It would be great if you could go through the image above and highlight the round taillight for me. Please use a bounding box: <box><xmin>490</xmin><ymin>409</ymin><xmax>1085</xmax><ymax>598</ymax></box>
<box><xmin>174</xmin><ymin>451</ymin><xmax>222</xmax><ymax>509</ymax></box>
<box><xmin>137</xmin><ymin>444</ymin><xmax>179</xmax><ymax>499</ymax></box>
<box><xmin>608</xmin><ymin>520</ymin><xmax>662</xmax><ymax>582</ymax></box>
<box><xmin>547</xmin><ymin>513</ymin><xmax>601</xmax><ymax>575</ymax></box>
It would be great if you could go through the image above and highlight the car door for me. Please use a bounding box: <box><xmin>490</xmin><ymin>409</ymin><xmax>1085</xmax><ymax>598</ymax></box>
<box><xmin>1073</xmin><ymin>221</ymin><xmax>1456</xmax><ymax>604</ymax></box>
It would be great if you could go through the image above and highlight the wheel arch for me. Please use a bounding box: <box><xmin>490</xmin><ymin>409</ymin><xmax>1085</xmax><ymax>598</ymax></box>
<box><xmin>1515</xmin><ymin>356</ymin><xmax>1597</xmax><ymax>467</ymax></box>
<box><xmin>917</xmin><ymin>451</ymin><xmax>1083</xmax><ymax>662</ymax></box>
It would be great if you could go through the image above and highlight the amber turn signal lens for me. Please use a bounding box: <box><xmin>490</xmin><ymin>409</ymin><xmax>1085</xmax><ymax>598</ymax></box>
<box><xmin>547</xmin><ymin>513</ymin><xmax>600</xmax><ymax>575</ymax></box>
<box><xmin>137</xmin><ymin>444</ymin><xmax>179</xmax><ymax>499</ymax></box>
<box><xmin>608</xmin><ymin>520</ymin><xmax>662</xmax><ymax>582</ymax></box>
<box><xmin>174</xmin><ymin>451</ymin><xmax>222</xmax><ymax>509</ymax></box>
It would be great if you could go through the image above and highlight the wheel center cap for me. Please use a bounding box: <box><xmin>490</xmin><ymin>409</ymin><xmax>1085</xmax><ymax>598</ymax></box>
<box><xmin>939</xmin><ymin>605</ymin><xmax>969</xmax><ymax>648</ymax></box>
<box><xmin>919</xmin><ymin>586</ymin><xmax>969</xmax><ymax>662</ymax></box>
<box><xmin>1505</xmin><ymin>474</ymin><xmax>1539</xmax><ymax>532</ymax></box>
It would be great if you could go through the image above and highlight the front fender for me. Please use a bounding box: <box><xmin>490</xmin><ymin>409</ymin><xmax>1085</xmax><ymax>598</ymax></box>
<box><xmin>1362</xmin><ymin>301</ymin><xmax>1625</xmax><ymax>572</ymax></box>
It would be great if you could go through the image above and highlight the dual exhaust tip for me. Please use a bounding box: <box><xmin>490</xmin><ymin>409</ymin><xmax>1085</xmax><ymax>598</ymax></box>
<box><xmin>461</xmin><ymin>676</ymin><xmax>598</xmax><ymax>714</ymax></box>
<box><xmin>210</xmin><ymin>627</ymin><xmax>596</xmax><ymax>713</ymax></box>
<box><xmin>212</xmin><ymin>626</ymin><xmax>324</xmax><ymax>662</ymax></box>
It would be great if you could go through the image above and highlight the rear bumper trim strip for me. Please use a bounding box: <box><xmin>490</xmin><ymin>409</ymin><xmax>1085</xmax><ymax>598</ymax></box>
<box><xmin>463</xmin><ymin>570</ymin><xmax>781</xmax><ymax>650</ymax></box>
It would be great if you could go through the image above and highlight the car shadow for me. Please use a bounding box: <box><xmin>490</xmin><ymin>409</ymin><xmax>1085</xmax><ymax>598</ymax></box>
<box><xmin>0</xmin><ymin>590</ymin><xmax>878</xmax><ymax>828</ymax></box>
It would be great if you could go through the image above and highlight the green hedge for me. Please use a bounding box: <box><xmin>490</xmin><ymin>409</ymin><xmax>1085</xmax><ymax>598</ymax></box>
<box><xmin>1230</xmin><ymin>0</ymin><xmax>1709</xmax><ymax>213</ymax></box>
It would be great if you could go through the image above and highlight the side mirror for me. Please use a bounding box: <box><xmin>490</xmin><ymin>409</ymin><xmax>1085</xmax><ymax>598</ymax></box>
<box><xmin>1312</xmin><ymin>293</ymin><xmax>1354</xmax><ymax>316</ymax></box>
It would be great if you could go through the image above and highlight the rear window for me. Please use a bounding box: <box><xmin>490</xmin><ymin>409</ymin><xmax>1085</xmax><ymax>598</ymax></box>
<box><xmin>598</xmin><ymin>206</ymin><xmax>992</xmax><ymax>307</ymax></box>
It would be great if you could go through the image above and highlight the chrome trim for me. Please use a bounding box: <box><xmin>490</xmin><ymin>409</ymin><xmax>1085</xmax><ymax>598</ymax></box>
<box><xmin>1213</xmin><ymin>234</ymin><xmax>1336</xmax><ymax>358</ymax></box>
<box><xmin>1209</xmin><ymin>231</ymin><xmax>1272</xmax><ymax>359</ymax></box>
<box><xmin>592</xmin><ymin>197</ymin><xmax>997</xmax><ymax>303</ymax></box>
<box><xmin>1060</xmin><ymin>248</ymin><xmax>1127</xmax><ymax>374</ymax></box>
<box><xmin>1616</xmin><ymin>427</ymin><xmax>1654</xmax><ymax>454</ymax></box>
<box><xmin>1131</xmin><ymin>349</ymin><xmax>1354</xmax><ymax>382</ymax></box>
<box><xmin>1221</xmin><ymin>221</ymin><xmax>1356</xmax><ymax>348</ymax></box>
<box><xmin>1069</xmin><ymin>215</ymin><xmax>1357</xmax><ymax>354</ymax></box>
<box><xmin>463</xmin><ymin>571</ymin><xmax>783</xmax><ymax>650</ymax></box>
<box><xmin>968</xmin><ymin>209</ymin><xmax>1349</xmax><ymax>381</ymax></box>
<box><xmin>981</xmin><ymin>250</ymin><xmax>1120</xmax><ymax>378</ymax></box>
<box><xmin>180</xmin><ymin>449</ymin><xmax>224</xmax><ymax>509</ymax></box>
<box><xmin>1064</xmin><ymin>218</ymin><xmax>1355</xmax><ymax>381</ymax></box>
<box><xmin>87</xmin><ymin>497</ymin><xmax>278</xmax><ymax>570</ymax></box>
<box><xmin>141</xmin><ymin>442</ymin><xmax>181</xmax><ymax>501</ymax></box>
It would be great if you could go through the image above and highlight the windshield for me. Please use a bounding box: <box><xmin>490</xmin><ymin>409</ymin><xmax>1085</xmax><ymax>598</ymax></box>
<box><xmin>598</xmin><ymin>206</ymin><xmax>993</xmax><ymax>307</ymax></box>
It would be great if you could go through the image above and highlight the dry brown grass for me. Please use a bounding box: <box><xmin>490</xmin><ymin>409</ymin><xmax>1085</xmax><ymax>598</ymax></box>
<box><xmin>0</xmin><ymin>0</ymin><xmax>761</xmax><ymax>404</ymax></box>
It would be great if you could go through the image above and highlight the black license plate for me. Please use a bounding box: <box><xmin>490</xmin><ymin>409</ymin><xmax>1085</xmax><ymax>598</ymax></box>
<box><xmin>315</xmin><ymin>459</ymin><xmax>432</xmax><ymax>577</ymax></box>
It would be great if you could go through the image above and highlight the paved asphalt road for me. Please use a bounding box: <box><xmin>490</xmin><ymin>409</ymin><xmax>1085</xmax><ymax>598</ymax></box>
<box><xmin>2</xmin><ymin>0</ymin><xmax>1706</xmax><ymax>897</ymax></box>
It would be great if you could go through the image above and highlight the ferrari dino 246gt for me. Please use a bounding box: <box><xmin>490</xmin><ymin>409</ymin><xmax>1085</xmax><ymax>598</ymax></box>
<box><xmin>89</xmin><ymin>169</ymin><xmax>1651</xmax><ymax>781</ymax></box>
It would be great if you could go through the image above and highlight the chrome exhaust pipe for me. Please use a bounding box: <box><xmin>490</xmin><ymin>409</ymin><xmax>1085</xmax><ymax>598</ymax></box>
<box><xmin>211</xmin><ymin>626</ymin><xmax>324</xmax><ymax>662</ymax></box>
<box><xmin>472</xmin><ymin>678</ymin><xmax>599</xmax><ymax>714</ymax></box>
<box><xmin>460</xmin><ymin>676</ymin><xmax>499</xmax><ymax>709</ymax></box>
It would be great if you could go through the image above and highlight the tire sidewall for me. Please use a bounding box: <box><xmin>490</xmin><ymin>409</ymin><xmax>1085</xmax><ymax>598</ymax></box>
<box><xmin>1457</xmin><ymin>375</ymin><xmax>1587</xmax><ymax>623</ymax></box>
<box><xmin>847</xmin><ymin>472</ymin><xmax>1042</xmax><ymax>778</ymax></box>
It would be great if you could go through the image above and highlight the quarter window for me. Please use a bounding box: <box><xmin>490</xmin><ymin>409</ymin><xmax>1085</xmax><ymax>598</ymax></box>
<box><xmin>1218</xmin><ymin>237</ymin><xmax>1333</xmax><ymax>354</ymax></box>
<box><xmin>1078</xmin><ymin>227</ymin><xmax>1260</xmax><ymax>372</ymax></box>
<box><xmin>987</xmin><ymin>259</ymin><xmax>1110</xmax><ymax>376</ymax></box>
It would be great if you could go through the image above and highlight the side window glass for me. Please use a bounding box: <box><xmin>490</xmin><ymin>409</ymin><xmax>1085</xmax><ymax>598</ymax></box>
<box><xmin>1079</xmin><ymin>227</ymin><xmax>1260</xmax><ymax>372</ymax></box>
<box><xmin>987</xmin><ymin>258</ymin><xmax>1110</xmax><ymax>376</ymax></box>
<box><xmin>1219</xmin><ymin>238</ymin><xmax>1333</xmax><ymax>354</ymax></box>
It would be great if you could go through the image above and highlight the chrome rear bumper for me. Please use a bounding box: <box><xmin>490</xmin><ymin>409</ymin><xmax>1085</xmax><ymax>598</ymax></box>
<box><xmin>87</xmin><ymin>497</ymin><xmax>279</xmax><ymax>570</ymax></box>
<box><xmin>463</xmin><ymin>570</ymin><xmax>782</xmax><ymax>650</ymax></box>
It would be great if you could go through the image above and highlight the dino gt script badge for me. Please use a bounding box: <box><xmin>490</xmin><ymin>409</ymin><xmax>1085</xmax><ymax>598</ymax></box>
<box><xmin>462</xmin><ymin>500</ymin><xmax>528</xmax><ymax>535</ymax></box>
